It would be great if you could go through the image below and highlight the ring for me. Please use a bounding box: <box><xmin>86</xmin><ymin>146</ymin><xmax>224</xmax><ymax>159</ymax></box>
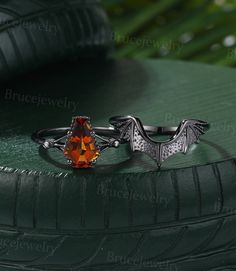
<box><xmin>110</xmin><ymin>116</ymin><xmax>210</xmax><ymax>167</ymax></box>
<box><xmin>32</xmin><ymin>116</ymin><xmax>210</xmax><ymax>169</ymax></box>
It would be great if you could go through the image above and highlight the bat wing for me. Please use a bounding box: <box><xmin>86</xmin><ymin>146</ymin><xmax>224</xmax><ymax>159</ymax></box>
<box><xmin>160</xmin><ymin>119</ymin><xmax>208</xmax><ymax>163</ymax></box>
<box><xmin>111</xmin><ymin>116</ymin><xmax>159</xmax><ymax>161</ymax></box>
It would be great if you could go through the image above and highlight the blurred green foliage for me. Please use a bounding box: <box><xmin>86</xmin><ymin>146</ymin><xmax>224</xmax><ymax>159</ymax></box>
<box><xmin>102</xmin><ymin>0</ymin><xmax>236</xmax><ymax>67</ymax></box>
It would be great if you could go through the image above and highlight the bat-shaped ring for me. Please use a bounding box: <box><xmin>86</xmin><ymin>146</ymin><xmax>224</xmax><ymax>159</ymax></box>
<box><xmin>109</xmin><ymin>115</ymin><xmax>210</xmax><ymax>168</ymax></box>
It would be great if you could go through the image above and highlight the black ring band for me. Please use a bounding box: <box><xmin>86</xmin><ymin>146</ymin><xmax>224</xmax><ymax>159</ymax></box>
<box><xmin>32</xmin><ymin>126</ymin><xmax>178</xmax><ymax>145</ymax></box>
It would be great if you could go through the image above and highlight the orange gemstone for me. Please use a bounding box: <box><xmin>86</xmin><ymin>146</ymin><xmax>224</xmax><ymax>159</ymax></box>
<box><xmin>64</xmin><ymin>117</ymin><xmax>100</xmax><ymax>168</ymax></box>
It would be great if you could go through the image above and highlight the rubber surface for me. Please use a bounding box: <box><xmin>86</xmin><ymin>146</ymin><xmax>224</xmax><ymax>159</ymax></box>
<box><xmin>0</xmin><ymin>160</ymin><xmax>236</xmax><ymax>270</ymax></box>
<box><xmin>1</xmin><ymin>59</ymin><xmax>236</xmax><ymax>270</ymax></box>
<box><xmin>0</xmin><ymin>0</ymin><xmax>112</xmax><ymax>81</ymax></box>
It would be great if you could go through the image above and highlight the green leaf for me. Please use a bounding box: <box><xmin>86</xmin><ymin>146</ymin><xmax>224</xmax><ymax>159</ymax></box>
<box><xmin>113</xmin><ymin>0</ymin><xmax>181</xmax><ymax>36</ymax></box>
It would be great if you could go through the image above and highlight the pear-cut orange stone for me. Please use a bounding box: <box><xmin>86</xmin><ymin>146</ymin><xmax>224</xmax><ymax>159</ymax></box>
<box><xmin>64</xmin><ymin>117</ymin><xmax>100</xmax><ymax>168</ymax></box>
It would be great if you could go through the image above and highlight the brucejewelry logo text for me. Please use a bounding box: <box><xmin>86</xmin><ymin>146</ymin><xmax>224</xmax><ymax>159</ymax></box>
<box><xmin>0</xmin><ymin>19</ymin><xmax>58</xmax><ymax>35</ymax></box>
<box><xmin>97</xmin><ymin>183</ymin><xmax>172</xmax><ymax>207</ymax></box>
<box><xmin>4</xmin><ymin>88</ymin><xmax>80</xmax><ymax>112</ymax></box>
<box><xmin>0</xmin><ymin>238</ymin><xmax>56</xmax><ymax>253</ymax></box>
<box><xmin>107</xmin><ymin>251</ymin><xmax>178</xmax><ymax>270</ymax></box>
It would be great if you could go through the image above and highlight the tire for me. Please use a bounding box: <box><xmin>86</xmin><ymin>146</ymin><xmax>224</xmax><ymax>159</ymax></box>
<box><xmin>0</xmin><ymin>0</ymin><xmax>112</xmax><ymax>82</ymax></box>
<box><xmin>0</xmin><ymin>159</ymin><xmax>236</xmax><ymax>270</ymax></box>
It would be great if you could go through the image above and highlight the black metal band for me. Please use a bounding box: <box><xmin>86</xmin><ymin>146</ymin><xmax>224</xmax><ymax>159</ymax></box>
<box><xmin>32</xmin><ymin>125</ymin><xmax>178</xmax><ymax>145</ymax></box>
